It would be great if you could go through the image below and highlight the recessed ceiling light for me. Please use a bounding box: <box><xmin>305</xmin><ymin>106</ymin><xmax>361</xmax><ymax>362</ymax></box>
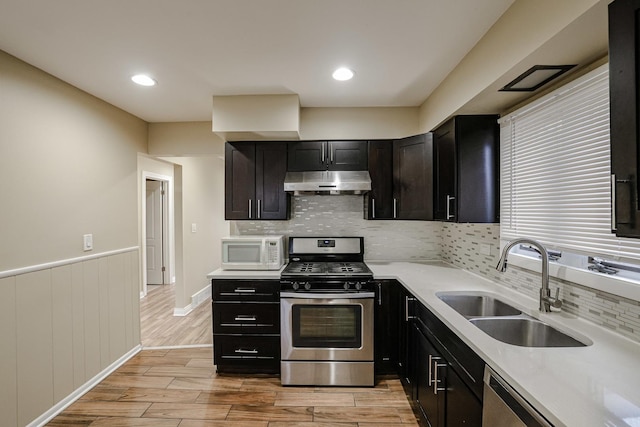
<box><xmin>131</xmin><ymin>74</ymin><xmax>157</xmax><ymax>86</ymax></box>
<box><xmin>332</xmin><ymin>67</ymin><xmax>354</xmax><ymax>81</ymax></box>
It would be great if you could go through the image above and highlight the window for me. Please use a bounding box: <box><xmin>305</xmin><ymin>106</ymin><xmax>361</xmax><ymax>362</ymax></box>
<box><xmin>500</xmin><ymin>63</ymin><xmax>640</xmax><ymax>267</ymax></box>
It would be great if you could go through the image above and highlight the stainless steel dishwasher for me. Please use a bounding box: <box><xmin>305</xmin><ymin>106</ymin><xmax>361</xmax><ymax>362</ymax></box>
<box><xmin>483</xmin><ymin>366</ymin><xmax>554</xmax><ymax>427</ymax></box>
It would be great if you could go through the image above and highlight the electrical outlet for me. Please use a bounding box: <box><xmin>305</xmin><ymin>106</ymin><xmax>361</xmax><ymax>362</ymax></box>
<box><xmin>83</xmin><ymin>234</ymin><xmax>93</xmax><ymax>251</ymax></box>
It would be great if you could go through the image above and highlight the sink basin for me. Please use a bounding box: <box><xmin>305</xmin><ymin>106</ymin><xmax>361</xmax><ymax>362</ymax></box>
<box><xmin>437</xmin><ymin>293</ymin><xmax>522</xmax><ymax>318</ymax></box>
<box><xmin>470</xmin><ymin>317</ymin><xmax>588</xmax><ymax>347</ymax></box>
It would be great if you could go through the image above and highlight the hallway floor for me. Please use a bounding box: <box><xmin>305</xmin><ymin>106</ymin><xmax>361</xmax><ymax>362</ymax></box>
<box><xmin>140</xmin><ymin>284</ymin><xmax>212</xmax><ymax>348</ymax></box>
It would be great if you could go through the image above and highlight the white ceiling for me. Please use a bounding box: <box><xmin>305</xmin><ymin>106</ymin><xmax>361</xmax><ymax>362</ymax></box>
<box><xmin>0</xmin><ymin>0</ymin><xmax>516</xmax><ymax>123</ymax></box>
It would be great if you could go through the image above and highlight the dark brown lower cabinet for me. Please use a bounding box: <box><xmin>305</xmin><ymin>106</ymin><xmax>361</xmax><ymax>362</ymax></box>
<box><xmin>374</xmin><ymin>280</ymin><xmax>400</xmax><ymax>375</ymax></box>
<box><xmin>393</xmin><ymin>281</ymin><xmax>483</xmax><ymax>427</ymax></box>
<box><xmin>211</xmin><ymin>279</ymin><xmax>280</xmax><ymax>374</ymax></box>
<box><xmin>415</xmin><ymin>323</ymin><xmax>445</xmax><ymax>427</ymax></box>
<box><xmin>445</xmin><ymin>364</ymin><xmax>482</xmax><ymax>427</ymax></box>
<box><xmin>213</xmin><ymin>335</ymin><xmax>280</xmax><ymax>373</ymax></box>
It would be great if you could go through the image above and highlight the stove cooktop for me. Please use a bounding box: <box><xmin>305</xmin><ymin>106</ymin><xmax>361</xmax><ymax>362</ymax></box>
<box><xmin>281</xmin><ymin>261</ymin><xmax>373</xmax><ymax>278</ymax></box>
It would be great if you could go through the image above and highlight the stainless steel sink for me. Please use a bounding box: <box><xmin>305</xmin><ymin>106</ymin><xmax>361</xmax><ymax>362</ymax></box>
<box><xmin>437</xmin><ymin>293</ymin><xmax>522</xmax><ymax>318</ymax></box>
<box><xmin>437</xmin><ymin>291</ymin><xmax>589</xmax><ymax>347</ymax></box>
<box><xmin>469</xmin><ymin>317</ymin><xmax>588</xmax><ymax>347</ymax></box>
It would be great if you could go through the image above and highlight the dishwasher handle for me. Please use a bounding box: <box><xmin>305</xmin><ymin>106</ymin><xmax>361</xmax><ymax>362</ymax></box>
<box><xmin>483</xmin><ymin>366</ymin><xmax>553</xmax><ymax>427</ymax></box>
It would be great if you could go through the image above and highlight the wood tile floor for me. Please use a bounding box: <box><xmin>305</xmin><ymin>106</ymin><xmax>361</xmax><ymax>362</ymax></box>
<box><xmin>141</xmin><ymin>284</ymin><xmax>212</xmax><ymax>348</ymax></box>
<box><xmin>47</xmin><ymin>347</ymin><xmax>419</xmax><ymax>426</ymax></box>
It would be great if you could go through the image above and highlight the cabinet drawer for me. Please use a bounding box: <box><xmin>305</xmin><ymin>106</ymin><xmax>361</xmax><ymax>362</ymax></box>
<box><xmin>214</xmin><ymin>335</ymin><xmax>280</xmax><ymax>373</ymax></box>
<box><xmin>212</xmin><ymin>279</ymin><xmax>280</xmax><ymax>302</ymax></box>
<box><xmin>213</xmin><ymin>302</ymin><xmax>279</xmax><ymax>334</ymax></box>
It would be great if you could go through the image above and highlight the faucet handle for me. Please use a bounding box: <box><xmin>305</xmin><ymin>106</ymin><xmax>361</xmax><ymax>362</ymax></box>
<box><xmin>551</xmin><ymin>287</ymin><xmax>563</xmax><ymax>309</ymax></box>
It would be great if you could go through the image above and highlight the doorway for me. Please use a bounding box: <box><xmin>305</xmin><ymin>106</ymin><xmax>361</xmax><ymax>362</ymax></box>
<box><xmin>146</xmin><ymin>179</ymin><xmax>166</xmax><ymax>286</ymax></box>
<box><xmin>141</xmin><ymin>171</ymin><xmax>174</xmax><ymax>298</ymax></box>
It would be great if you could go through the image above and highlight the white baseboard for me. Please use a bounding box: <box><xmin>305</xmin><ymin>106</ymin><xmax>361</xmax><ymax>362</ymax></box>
<box><xmin>173</xmin><ymin>284</ymin><xmax>211</xmax><ymax>317</ymax></box>
<box><xmin>28</xmin><ymin>344</ymin><xmax>142</xmax><ymax>427</ymax></box>
<box><xmin>192</xmin><ymin>284</ymin><xmax>212</xmax><ymax>307</ymax></box>
<box><xmin>173</xmin><ymin>304</ymin><xmax>193</xmax><ymax>316</ymax></box>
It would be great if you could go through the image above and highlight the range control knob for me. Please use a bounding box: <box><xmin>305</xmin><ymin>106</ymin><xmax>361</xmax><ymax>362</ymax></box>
<box><xmin>292</xmin><ymin>282</ymin><xmax>300</xmax><ymax>291</ymax></box>
<box><xmin>355</xmin><ymin>282</ymin><xmax>363</xmax><ymax>290</ymax></box>
<box><xmin>304</xmin><ymin>282</ymin><xmax>311</xmax><ymax>290</ymax></box>
<box><xmin>343</xmin><ymin>282</ymin><xmax>350</xmax><ymax>290</ymax></box>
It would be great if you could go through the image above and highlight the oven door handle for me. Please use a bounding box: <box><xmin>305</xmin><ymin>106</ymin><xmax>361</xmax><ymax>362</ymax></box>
<box><xmin>281</xmin><ymin>291</ymin><xmax>375</xmax><ymax>299</ymax></box>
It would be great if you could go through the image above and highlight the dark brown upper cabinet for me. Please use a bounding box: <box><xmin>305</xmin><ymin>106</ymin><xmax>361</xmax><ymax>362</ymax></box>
<box><xmin>609</xmin><ymin>0</ymin><xmax>640</xmax><ymax>237</ymax></box>
<box><xmin>367</xmin><ymin>134</ymin><xmax>433</xmax><ymax>220</ymax></box>
<box><xmin>433</xmin><ymin>115</ymin><xmax>499</xmax><ymax>223</ymax></box>
<box><xmin>394</xmin><ymin>134</ymin><xmax>434</xmax><ymax>220</ymax></box>
<box><xmin>288</xmin><ymin>140</ymin><xmax>368</xmax><ymax>171</ymax></box>
<box><xmin>368</xmin><ymin>140</ymin><xmax>394</xmax><ymax>219</ymax></box>
<box><xmin>225</xmin><ymin>141</ymin><xmax>290</xmax><ymax>220</ymax></box>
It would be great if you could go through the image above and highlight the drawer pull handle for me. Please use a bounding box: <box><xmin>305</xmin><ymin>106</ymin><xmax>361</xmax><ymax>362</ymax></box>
<box><xmin>234</xmin><ymin>288</ymin><xmax>256</xmax><ymax>293</ymax></box>
<box><xmin>234</xmin><ymin>315</ymin><xmax>257</xmax><ymax>321</ymax></box>
<box><xmin>433</xmin><ymin>360</ymin><xmax>447</xmax><ymax>394</ymax></box>
<box><xmin>234</xmin><ymin>348</ymin><xmax>258</xmax><ymax>354</ymax></box>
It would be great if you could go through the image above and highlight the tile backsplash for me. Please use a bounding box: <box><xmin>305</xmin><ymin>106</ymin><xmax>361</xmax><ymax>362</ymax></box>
<box><xmin>441</xmin><ymin>223</ymin><xmax>640</xmax><ymax>344</ymax></box>
<box><xmin>232</xmin><ymin>195</ymin><xmax>442</xmax><ymax>261</ymax></box>
<box><xmin>233</xmin><ymin>198</ymin><xmax>640</xmax><ymax>343</ymax></box>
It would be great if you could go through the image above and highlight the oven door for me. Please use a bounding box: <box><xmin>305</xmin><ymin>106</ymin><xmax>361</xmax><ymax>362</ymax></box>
<box><xmin>280</xmin><ymin>292</ymin><xmax>374</xmax><ymax>361</ymax></box>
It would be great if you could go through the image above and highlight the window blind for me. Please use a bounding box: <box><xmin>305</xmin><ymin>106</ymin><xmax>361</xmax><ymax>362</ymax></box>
<box><xmin>500</xmin><ymin>63</ymin><xmax>640</xmax><ymax>262</ymax></box>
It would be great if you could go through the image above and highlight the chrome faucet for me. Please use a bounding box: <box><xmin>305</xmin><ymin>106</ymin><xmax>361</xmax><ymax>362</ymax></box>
<box><xmin>496</xmin><ymin>238</ymin><xmax>562</xmax><ymax>313</ymax></box>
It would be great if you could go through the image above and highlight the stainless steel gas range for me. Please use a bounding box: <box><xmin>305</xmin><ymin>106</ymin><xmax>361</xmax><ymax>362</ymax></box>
<box><xmin>280</xmin><ymin>236</ymin><xmax>375</xmax><ymax>387</ymax></box>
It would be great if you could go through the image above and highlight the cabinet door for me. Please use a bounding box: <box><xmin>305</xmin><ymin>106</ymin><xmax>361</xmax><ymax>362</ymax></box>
<box><xmin>456</xmin><ymin>115</ymin><xmax>499</xmax><ymax>223</ymax></box>
<box><xmin>393</xmin><ymin>134</ymin><xmax>434</xmax><ymax>220</ymax></box>
<box><xmin>287</xmin><ymin>141</ymin><xmax>327</xmax><ymax>171</ymax></box>
<box><xmin>415</xmin><ymin>324</ymin><xmax>446</xmax><ymax>427</ymax></box>
<box><xmin>374</xmin><ymin>280</ymin><xmax>399</xmax><ymax>374</ymax></box>
<box><xmin>398</xmin><ymin>287</ymin><xmax>416</xmax><ymax>399</ymax></box>
<box><xmin>328</xmin><ymin>140</ymin><xmax>368</xmax><ymax>170</ymax></box>
<box><xmin>609</xmin><ymin>0</ymin><xmax>640</xmax><ymax>237</ymax></box>
<box><xmin>255</xmin><ymin>142</ymin><xmax>290</xmax><ymax>220</ymax></box>
<box><xmin>368</xmin><ymin>140</ymin><xmax>394</xmax><ymax>219</ymax></box>
<box><xmin>225</xmin><ymin>142</ymin><xmax>256</xmax><ymax>219</ymax></box>
<box><xmin>433</xmin><ymin>120</ymin><xmax>456</xmax><ymax>221</ymax></box>
<box><xmin>445</xmin><ymin>367</ymin><xmax>482</xmax><ymax>427</ymax></box>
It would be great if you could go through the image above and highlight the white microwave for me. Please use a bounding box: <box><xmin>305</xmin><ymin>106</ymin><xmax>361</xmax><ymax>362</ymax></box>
<box><xmin>221</xmin><ymin>235</ymin><xmax>285</xmax><ymax>270</ymax></box>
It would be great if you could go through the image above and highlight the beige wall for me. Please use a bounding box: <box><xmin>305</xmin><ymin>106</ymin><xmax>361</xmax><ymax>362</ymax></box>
<box><xmin>418</xmin><ymin>0</ymin><xmax>603</xmax><ymax>131</ymax></box>
<box><xmin>148</xmin><ymin>122</ymin><xmax>228</xmax><ymax>309</ymax></box>
<box><xmin>300</xmin><ymin>107</ymin><xmax>419</xmax><ymax>140</ymax></box>
<box><xmin>0</xmin><ymin>51</ymin><xmax>147</xmax><ymax>271</ymax></box>
<box><xmin>0</xmin><ymin>50</ymin><xmax>145</xmax><ymax>425</ymax></box>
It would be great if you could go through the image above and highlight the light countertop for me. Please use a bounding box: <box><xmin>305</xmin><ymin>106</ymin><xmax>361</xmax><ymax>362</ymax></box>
<box><xmin>208</xmin><ymin>262</ymin><xmax>640</xmax><ymax>426</ymax></box>
<box><xmin>207</xmin><ymin>267</ymin><xmax>284</xmax><ymax>280</ymax></box>
<box><xmin>368</xmin><ymin>261</ymin><xmax>640</xmax><ymax>427</ymax></box>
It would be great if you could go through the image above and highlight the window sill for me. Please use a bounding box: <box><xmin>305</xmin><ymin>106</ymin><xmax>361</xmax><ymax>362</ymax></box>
<box><xmin>507</xmin><ymin>251</ymin><xmax>640</xmax><ymax>302</ymax></box>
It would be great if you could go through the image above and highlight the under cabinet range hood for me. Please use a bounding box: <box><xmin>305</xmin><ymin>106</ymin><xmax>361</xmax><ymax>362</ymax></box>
<box><xmin>284</xmin><ymin>171</ymin><xmax>372</xmax><ymax>195</ymax></box>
